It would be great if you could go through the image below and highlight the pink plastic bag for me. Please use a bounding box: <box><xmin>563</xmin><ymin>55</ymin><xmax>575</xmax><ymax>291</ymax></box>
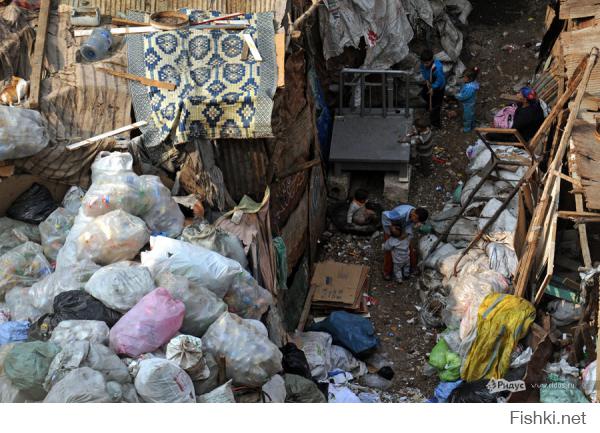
<box><xmin>493</xmin><ymin>105</ymin><xmax>517</xmax><ymax>129</ymax></box>
<box><xmin>109</xmin><ymin>287</ymin><xmax>185</xmax><ymax>357</ymax></box>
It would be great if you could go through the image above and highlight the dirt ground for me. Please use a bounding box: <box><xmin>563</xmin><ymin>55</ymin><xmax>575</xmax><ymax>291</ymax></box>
<box><xmin>317</xmin><ymin>0</ymin><xmax>547</xmax><ymax>400</ymax></box>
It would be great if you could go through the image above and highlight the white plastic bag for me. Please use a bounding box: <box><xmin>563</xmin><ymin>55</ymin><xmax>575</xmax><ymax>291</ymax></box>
<box><xmin>294</xmin><ymin>331</ymin><xmax>333</xmax><ymax>381</ymax></box>
<box><xmin>84</xmin><ymin>262</ymin><xmax>155</xmax><ymax>313</ymax></box>
<box><xmin>134</xmin><ymin>358</ymin><xmax>195</xmax><ymax>403</ymax></box>
<box><xmin>61</xmin><ymin>186</ymin><xmax>86</xmax><ymax>215</ymax></box>
<box><xmin>165</xmin><ymin>335</ymin><xmax>210</xmax><ymax>381</ymax></box>
<box><xmin>582</xmin><ymin>361</ymin><xmax>596</xmax><ymax>403</ymax></box>
<box><xmin>196</xmin><ymin>380</ymin><xmax>235</xmax><ymax>403</ymax></box>
<box><xmin>44</xmin><ymin>341</ymin><xmax>130</xmax><ymax>391</ymax></box>
<box><xmin>329</xmin><ymin>345</ymin><xmax>367</xmax><ymax>378</ymax></box>
<box><xmin>76</xmin><ymin>210</ymin><xmax>150</xmax><ymax>265</ymax></box>
<box><xmin>262</xmin><ymin>374</ymin><xmax>286</xmax><ymax>403</ymax></box>
<box><xmin>44</xmin><ymin>367</ymin><xmax>124</xmax><ymax>403</ymax></box>
<box><xmin>0</xmin><ymin>242</ymin><xmax>52</xmax><ymax>300</ymax></box>
<box><xmin>49</xmin><ymin>320</ymin><xmax>110</xmax><ymax>347</ymax></box>
<box><xmin>224</xmin><ymin>271</ymin><xmax>273</xmax><ymax>320</ymax></box>
<box><xmin>157</xmin><ymin>271</ymin><xmax>227</xmax><ymax>337</ymax></box>
<box><xmin>138</xmin><ymin>176</ymin><xmax>185</xmax><ymax>238</ymax></box>
<box><xmin>486</xmin><ymin>242</ymin><xmax>518</xmax><ymax>278</ymax></box>
<box><xmin>202</xmin><ymin>312</ymin><xmax>283</xmax><ymax>387</ymax></box>
<box><xmin>28</xmin><ymin>264</ymin><xmax>99</xmax><ymax>314</ymax></box>
<box><xmin>142</xmin><ymin>236</ymin><xmax>244</xmax><ymax>299</ymax></box>
<box><xmin>39</xmin><ymin>208</ymin><xmax>75</xmax><ymax>262</ymax></box>
<box><xmin>444</xmin><ymin>270</ymin><xmax>508</xmax><ymax>333</ymax></box>
<box><xmin>547</xmin><ymin>300</ymin><xmax>583</xmax><ymax>327</ymax></box>
<box><xmin>180</xmin><ymin>222</ymin><xmax>248</xmax><ymax>268</ymax></box>
<box><xmin>4</xmin><ymin>286</ymin><xmax>41</xmax><ymax>322</ymax></box>
<box><xmin>82</xmin><ymin>152</ymin><xmax>184</xmax><ymax>237</ymax></box>
<box><xmin>0</xmin><ymin>106</ymin><xmax>49</xmax><ymax>160</ymax></box>
<box><xmin>0</xmin><ymin>217</ymin><xmax>40</xmax><ymax>256</ymax></box>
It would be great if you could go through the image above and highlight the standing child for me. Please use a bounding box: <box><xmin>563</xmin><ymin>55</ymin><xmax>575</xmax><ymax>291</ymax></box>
<box><xmin>456</xmin><ymin>67</ymin><xmax>480</xmax><ymax>132</ymax></box>
<box><xmin>383</xmin><ymin>222</ymin><xmax>410</xmax><ymax>283</ymax></box>
<box><xmin>405</xmin><ymin>116</ymin><xmax>433</xmax><ymax>176</ymax></box>
<box><xmin>419</xmin><ymin>49</ymin><xmax>446</xmax><ymax>128</ymax></box>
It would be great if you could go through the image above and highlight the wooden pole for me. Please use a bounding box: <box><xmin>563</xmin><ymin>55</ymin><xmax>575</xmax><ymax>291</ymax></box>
<box><xmin>28</xmin><ymin>0</ymin><xmax>51</xmax><ymax>110</ymax></box>
<box><xmin>96</xmin><ymin>67</ymin><xmax>177</xmax><ymax>91</ymax></box>
<box><xmin>452</xmin><ymin>161</ymin><xmax>540</xmax><ymax>275</ymax></box>
<box><xmin>514</xmin><ymin>48</ymin><xmax>598</xmax><ymax>298</ymax></box>
<box><xmin>66</xmin><ymin>121</ymin><xmax>147</xmax><ymax>151</ymax></box>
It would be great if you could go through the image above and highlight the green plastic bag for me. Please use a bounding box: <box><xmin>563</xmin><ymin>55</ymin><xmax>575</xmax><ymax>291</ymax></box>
<box><xmin>429</xmin><ymin>339</ymin><xmax>461</xmax><ymax>382</ymax></box>
<box><xmin>4</xmin><ymin>341</ymin><xmax>60</xmax><ymax>400</ymax></box>
<box><xmin>540</xmin><ymin>373</ymin><xmax>589</xmax><ymax>403</ymax></box>
<box><xmin>429</xmin><ymin>339</ymin><xmax>450</xmax><ymax>370</ymax></box>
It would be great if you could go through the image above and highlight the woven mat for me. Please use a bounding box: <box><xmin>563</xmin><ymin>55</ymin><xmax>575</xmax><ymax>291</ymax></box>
<box><xmin>127</xmin><ymin>9</ymin><xmax>276</xmax><ymax>147</ymax></box>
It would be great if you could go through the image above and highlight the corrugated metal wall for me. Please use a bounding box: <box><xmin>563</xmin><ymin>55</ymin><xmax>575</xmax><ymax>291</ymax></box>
<box><xmin>62</xmin><ymin>0</ymin><xmax>283</xmax><ymax>15</ymax></box>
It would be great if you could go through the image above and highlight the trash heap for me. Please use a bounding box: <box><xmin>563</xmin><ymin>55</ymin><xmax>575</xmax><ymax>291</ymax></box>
<box><xmin>0</xmin><ymin>150</ymin><xmax>405</xmax><ymax>403</ymax></box>
<box><xmin>0</xmin><ymin>151</ymin><xmax>285</xmax><ymax>403</ymax></box>
<box><xmin>416</xmin><ymin>138</ymin><xmax>600</xmax><ymax>403</ymax></box>
<box><xmin>416</xmin><ymin>140</ymin><xmax>536</xmax><ymax>402</ymax></box>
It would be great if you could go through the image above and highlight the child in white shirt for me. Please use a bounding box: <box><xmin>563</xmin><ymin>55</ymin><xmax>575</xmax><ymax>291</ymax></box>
<box><xmin>383</xmin><ymin>222</ymin><xmax>410</xmax><ymax>282</ymax></box>
<box><xmin>347</xmin><ymin>189</ymin><xmax>376</xmax><ymax>225</ymax></box>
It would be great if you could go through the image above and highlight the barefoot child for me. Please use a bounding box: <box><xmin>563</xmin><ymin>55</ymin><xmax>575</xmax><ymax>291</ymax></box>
<box><xmin>456</xmin><ymin>67</ymin><xmax>480</xmax><ymax>132</ymax></box>
<box><xmin>383</xmin><ymin>222</ymin><xmax>410</xmax><ymax>283</ymax></box>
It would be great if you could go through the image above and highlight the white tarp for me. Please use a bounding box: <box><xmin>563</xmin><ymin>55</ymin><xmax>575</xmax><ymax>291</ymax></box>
<box><xmin>320</xmin><ymin>0</ymin><xmax>414</xmax><ymax>69</ymax></box>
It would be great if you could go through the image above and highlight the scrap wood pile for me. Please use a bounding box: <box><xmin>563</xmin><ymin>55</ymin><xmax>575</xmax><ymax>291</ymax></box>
<box><xmin>416</xmin><ymin>0</ymin><xmax>600</xmax><ymax>403</ymax></box>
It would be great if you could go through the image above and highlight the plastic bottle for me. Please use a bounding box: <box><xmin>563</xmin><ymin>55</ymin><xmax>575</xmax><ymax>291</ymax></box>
<box><xmin>80</xmin><ymin>28</ymin><xmax>113</xmax><ymax>62</ymax></box>
<box><xmin>452</xmin><ymin>181</ymin><xmax>464</xmax><ymax>204</ymax></box>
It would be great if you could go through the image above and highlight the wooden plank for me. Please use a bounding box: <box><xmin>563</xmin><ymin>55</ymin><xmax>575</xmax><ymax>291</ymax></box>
<box><xmin>534</xmin><ymin>177</ymin><xmax>560</xmax><ymax>304</ymax></box>
<box><xmin>96</xmin><ymin>67</ymin><xmax>176</xmax><ymax>90</ymax></box>
<box><xmin>514</xmin><ymin>48</ymin><xmax>598</xmax><ymax>298</ymax></box>
<box><xmin>568</xmin><ymin>133</ymin><xmax>593</xmax><ymax>269</ymax></box>
<box><xmin>29</xmin><ymin>0</ymin><xmax>51</xmax><ymax>110</ymax></box>
<box><xmin>560</xmin><ymin>0</ymin><xmax>600</xmax><ymax>19</ymax></box>
<box><xmin>111</xmin><ymin>17</ymin><xmax>147</xmax><ymax>26</ymax></box>
<box><xmin>74</xmin><ymin>20</ymin><xmax>249</xmax><ymax>36</ymax></box>
<box><xmin>275</xmin><ymin>32</ymin><xmax>286</xmax><ymax>88</ymax></box>
<box><xmin>296</xmin><ymin>279</ymin><xmax>317</xmax><ymax>332</ymax></box>
<box><xmin>66</xmin><ymin>121</ymin><xmax>147</xmax><ymax>151</ymax></box>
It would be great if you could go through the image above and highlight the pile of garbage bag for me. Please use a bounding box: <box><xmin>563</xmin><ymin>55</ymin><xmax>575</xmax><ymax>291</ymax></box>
<box><xmin>0</xmin><ymin>151</ymin><xmax>296</xmax><ymax>403</ymax></box>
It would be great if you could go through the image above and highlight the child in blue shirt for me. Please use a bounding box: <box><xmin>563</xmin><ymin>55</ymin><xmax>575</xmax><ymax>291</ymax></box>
<box><xmin>419</xmin><ymin>49</ymin><xmax>446</xmax><ymax>128</ymax></box>
<box><xmin>455</xmin><ymin>67</ymin><xmax>480</xmax><ymax>132</ymax></box>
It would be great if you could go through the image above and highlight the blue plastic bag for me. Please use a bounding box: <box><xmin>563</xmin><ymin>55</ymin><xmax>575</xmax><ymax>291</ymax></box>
<box><xmin>0</xmin><ymin>321</ymin><xmax>29</xmax><ymax>345</ymax></box>
<box><xmin>308</xmin><ymin>311</ymin><xmax>379</xmax><ymax>356</ymax></box>
<box><xmin>434</xmin><ymin>380</ymin><xmax>463</xmax><ymax>403</ymax></box>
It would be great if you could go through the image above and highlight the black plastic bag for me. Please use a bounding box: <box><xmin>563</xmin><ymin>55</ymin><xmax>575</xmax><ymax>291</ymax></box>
<box><xmin>53</xmin><ymin>291</ymin><xmax>122</xmax><ymax>326</ymax></box>
<box><xmin>448</xmin><ymin>380</ymin><xmax>499</xmax><ymax>403</ymax></box>
<box><xmin>280</xmin><ymin>343</ymin><xmax>312</xmax><ymax>380</ymax></box>
<box><xmin>6</xmin><ymin>183</ymin><xmax>58</xmax><ymax>224</ymax></box>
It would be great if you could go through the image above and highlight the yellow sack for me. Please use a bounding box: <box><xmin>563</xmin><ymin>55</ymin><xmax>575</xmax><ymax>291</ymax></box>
<box><xmin>461</xmin><ymin>293</ymin><xmax>535</xmax><ymax>382</ymax></box>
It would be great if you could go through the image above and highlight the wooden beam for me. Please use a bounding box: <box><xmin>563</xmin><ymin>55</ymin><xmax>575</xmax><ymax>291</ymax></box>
<box><xmin>96</xmin><ymin>67</ymin><xmax>176</xmax><ymax>90</ymax></box>
<box><xmin>514</xmin><ymin>48</ymin><xmax>598</xmax><ymax>298</ymax></box>
<box><xmin>66</xmin><ymin>121</ymin><xmax>147</xmax><ymax>151</ymax></box>
<box><xmin>28</xmin><ymin>0</ymin><xmax>51</xmax><ymax>110</ymax></box>
<box><xmin>111</xmin><ymin>17</ymin><xmax>147</xmax><ymax>26</ymax></box>
<box><xmin>296</xmin><ymin>281</ymin><xmax>317</xmax><ymax>333</ymax></box>
<box><xmin>558</xmin><ymin>210</ymin><xmax>600</xmax><ymax>221</ymax></box>
<box><xmin>275</xmin><ymin>32</ymin><xmax>286</xmax><ymax>88</ymax></box>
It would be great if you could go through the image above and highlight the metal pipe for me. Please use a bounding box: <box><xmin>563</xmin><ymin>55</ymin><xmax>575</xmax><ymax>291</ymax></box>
<box><xmin>382</xmin><ymin>73</ymin><xmax>387</xmax><ymax>117</ymax></box>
